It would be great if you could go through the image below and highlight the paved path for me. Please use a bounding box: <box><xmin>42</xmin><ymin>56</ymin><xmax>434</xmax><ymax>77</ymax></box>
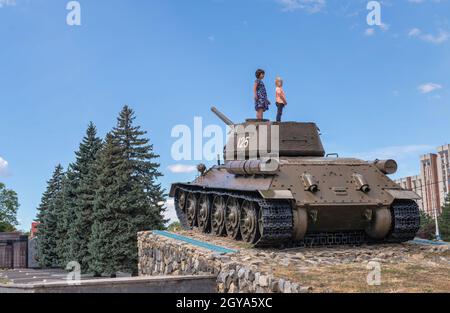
<box><xmin>0</xmin><ymin>269</ymin><xmax>130</xmax><ymax>285</ymax></box>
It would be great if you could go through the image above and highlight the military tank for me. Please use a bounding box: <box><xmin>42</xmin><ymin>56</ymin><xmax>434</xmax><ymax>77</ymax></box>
<box><xmin>170</xmin><ymin>107</ymin><xmax>421</xmax><ymax>247</ymax></box>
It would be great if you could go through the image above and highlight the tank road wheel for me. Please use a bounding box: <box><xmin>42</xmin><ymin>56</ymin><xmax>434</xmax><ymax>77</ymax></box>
<box><xmin>258</xmin><ymin>208</ymin><xmax>264</xmax><ymax>238</ymax></box>
<box><xmin>225</xmin><ymin>197</ymin><xmax>241</xmax><ymax>240</ymax></box>
<box><xmin>186</xmin><ymin>193</ymin><xmax>198</xmax><ymax>227</ymax></box>
<box><xmin>240</xmin><ymin>200</ymin><xmax>260</xmax><ymax>244</ymax></box>
<box><xmin>197</xmin><ymin>194</ymin><xmax>211</xmax><ymax>233</ymax></box>
<box><xmin>211</xmin><ymin>195</ymin><xmax>227</xmax><ymax>236</ymax></box>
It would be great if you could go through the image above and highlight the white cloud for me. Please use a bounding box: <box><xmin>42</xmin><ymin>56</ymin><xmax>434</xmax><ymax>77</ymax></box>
<box><xmin>379</xmin><ymin>23</ymin><xmax>390</xmax><ymax>31</ymax></box>
<box><xmin>365</xmin><ymin>28</ymin><xmax>375</xmax><ymax>36</ymax></box>
<box><xmin>408</xmin><ymin>28</ymin><xmax>449</xmax><ymax>44</ymax></box>
<box><xmin>0</xmin><ymin>0</ymin><xmax>16</xmax><ymax>8</ymax></box>
<box><xmin>168</xmin><ymin>164</ymin><xmax>197</xmax><ymax>174</ymax></box>
<box><xmin>420</xmin><ymin>30</ymin><xmax>449</xmax><ymax>44</ymax></box>
<box><xmin>163</xmin><ymin>198</ymin><xmax>179</xmax><ymax>225</ymax></box>
<box><xmin>408</xmin><ymin>28</ymin><xmax>421</xmax><ymax>37</ymax></box>
<box><xmin>418</xmin><ymin>82</ymin><xmax>443</xmax><ymax>94</ymax></box>
<box><xmin>0</xmin><ymin>156</ymin><xmax>9</xmax><ymax>176</ymax></box>
<box><xmin>277</xmin><ymin>0</ymin><xmax>326</xmax><ymax>13</ymax></box>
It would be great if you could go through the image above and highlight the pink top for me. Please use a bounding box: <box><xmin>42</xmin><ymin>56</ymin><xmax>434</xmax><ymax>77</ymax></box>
<box><xmin>276</xmin><ymin>87</ymin><xmax>287</xmax><ymax>104</ymax></box>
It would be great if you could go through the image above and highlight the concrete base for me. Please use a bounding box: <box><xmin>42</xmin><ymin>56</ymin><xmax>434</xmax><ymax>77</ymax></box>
<box><xmin>0</xmin><ymin>275</ymin><xmax>216</xmax><ymax>293</ymax></box>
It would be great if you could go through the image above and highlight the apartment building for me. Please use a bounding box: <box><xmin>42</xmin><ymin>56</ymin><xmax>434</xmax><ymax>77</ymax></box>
<box><xmin>395</xmin><ymin>145</ymin><xmax>450</xmax><ymax>216</ymax></box>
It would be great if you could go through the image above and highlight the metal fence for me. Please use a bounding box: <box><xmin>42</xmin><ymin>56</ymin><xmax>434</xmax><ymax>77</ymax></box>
<box><xmin>0</xmin><ymin>233</ymin><xmax>28</xmax><ymax>269</ymax></box>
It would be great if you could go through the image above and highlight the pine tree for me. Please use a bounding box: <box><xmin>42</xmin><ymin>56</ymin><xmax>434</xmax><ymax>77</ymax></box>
<box><xmin>417</xmin><ymin>210</ymin><xmax>435</xmax><ymax>240</ymax></box>
<box><xmin>36</xmin><ymin>165</ymin><xmax>65</xmax><ymax>268</ymax></box>
<box><xmin>89</xmin><ymin>106</ymin><xmax>166</xmax><ymax>276</ymax></box>
<box><xmin>68</xmin><ymin>122</ymin><xmax>103</xmax><ymax>271</ymax></box>
<box><xmin>438</xmin><ymin>194</ymin><xmax>450</xmax><ymax>241</ymax></box>
<box><xmin>59</xmin><ymin>166</ymin><xmax>79</xmax><ymax>267</ymax></box>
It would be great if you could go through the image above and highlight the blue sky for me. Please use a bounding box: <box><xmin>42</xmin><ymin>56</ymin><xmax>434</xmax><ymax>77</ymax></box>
<box><xmin>0</xmin><ymin>0</ymin><xmax>449</xmax><ymax>230</ymax></box>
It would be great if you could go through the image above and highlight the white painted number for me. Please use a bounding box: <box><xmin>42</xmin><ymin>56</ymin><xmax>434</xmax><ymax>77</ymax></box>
<box><xmin>237</xmin><ymin>136</ymin><xmax>250</xmax><ymax>149</ymax></box>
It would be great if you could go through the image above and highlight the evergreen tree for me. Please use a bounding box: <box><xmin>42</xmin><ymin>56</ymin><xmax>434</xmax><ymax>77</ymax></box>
<box><xmin>36</xmin><ymin>165</ymin><xmax>65</xmax><ymax>268</ymax></box>
<box><xmin>438</xmin><ymin>194</ymin><xmax>450</xmax><ymax>241</ymax></box>
<box><xmin>417</xmin><ymin>210</ymin><xmax>435</xmax><ymax>240</ymax></box>
<box><xmin>89</xmin><ymin>106</ymin><xmax>166</xmax><ymax>276</ymax></box>
<box><xmin>70</xmin><ymin>122</ymin><xmax>103</xmax><ymax>272</ymax></box>
<box><xmin>59</xmin><ymin>166</ymin><xmax>79</xmax><ymax>266</ymax></box>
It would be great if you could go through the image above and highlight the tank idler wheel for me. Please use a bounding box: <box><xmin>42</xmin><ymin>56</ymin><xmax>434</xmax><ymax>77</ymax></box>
<box><xmin>240</xmin><ymin>200</ymin><xmax>260</xmax><ymax>244</ymax></box>
<box><xmin>186</xmin><ymin>193</ymin><xmax>198</xmax><ymax>227</ymax></box>
<box><xmin>197</xmin><ymin>194</ymin><xmax>211</xmax><ymax>233</ymax></box>
<box><xmin>211</xmin><ymin>195</ymin><xmax>227</xmax><ymax>236</ymax></box>
<box><xmin>225</xmin><ymin>197</ymin><xmax>241</xmax><ymax>240</ymax></box>
<box><xmin>177</xmin><ymin>190</ymin><xmax>187</xmax><ymax>213</ymax></box>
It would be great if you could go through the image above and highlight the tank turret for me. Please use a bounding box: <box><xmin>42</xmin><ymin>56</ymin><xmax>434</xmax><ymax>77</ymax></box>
<box><xmin>211</xmin><ymin>107</ymin><xmax>325</xmax><ymax>160</ymax></box>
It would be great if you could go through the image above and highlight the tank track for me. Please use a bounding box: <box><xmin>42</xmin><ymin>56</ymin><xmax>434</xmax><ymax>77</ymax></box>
<box><xmin>385</xmin><ymin>199</ymin><xmax>421</xmax><ymax>243</ymax></box>
<box><xmin>175</xmin><ymin>185</ymin><xmax>293</xmax><ymax>247</ymax></box>
<box><xmin>174</xmin><ymin>186</ymin><xmax>420</xmax><ymax>248</ymax></box>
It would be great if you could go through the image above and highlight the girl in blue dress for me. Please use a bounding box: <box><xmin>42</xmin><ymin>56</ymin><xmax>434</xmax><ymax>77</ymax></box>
<box><xmin>253</xmin><ymin>69</ymin><xmax>270</xmax><ymax>120</ymax></box>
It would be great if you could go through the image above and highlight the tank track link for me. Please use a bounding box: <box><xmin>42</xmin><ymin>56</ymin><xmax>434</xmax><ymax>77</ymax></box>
<box><xmin>174</xmin><ymin>186</ymin><xmax>293</xmax><ymax>247</ymax></box>
<box><xmin>174</xmin><ymin>186</ymin><xmax>420</xmax><ymax>248</ymax></box>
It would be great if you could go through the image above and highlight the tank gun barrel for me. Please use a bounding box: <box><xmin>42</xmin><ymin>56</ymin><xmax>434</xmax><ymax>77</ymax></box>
<box><xmin>211</xmin><ymin>107</ymin><xmax>235</xmax><ymax>126</ymax></box>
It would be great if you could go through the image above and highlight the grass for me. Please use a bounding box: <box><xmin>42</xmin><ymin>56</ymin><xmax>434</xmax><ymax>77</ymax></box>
<box><xmin>272</xmin><ymin>263</ymin><xmax>450</xmax><ymax>293</ymax></box>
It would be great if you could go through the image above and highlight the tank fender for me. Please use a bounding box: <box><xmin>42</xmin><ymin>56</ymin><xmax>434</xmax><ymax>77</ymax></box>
<box><xmin>385</xmin><ymin>189</ymin><xmax>421</xmax><ymax>200</ymax></box>
<box><xmin>258</xmin><ymin>189</ymin><xmax>295</xmax><ymax>199</ymax></box>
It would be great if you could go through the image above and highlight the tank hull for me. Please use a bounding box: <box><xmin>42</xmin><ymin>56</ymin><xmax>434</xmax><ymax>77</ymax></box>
<box><xmin>170</xmin><ymin>157</ymin><xmax>421</xmax><ymax>247</ymax></box>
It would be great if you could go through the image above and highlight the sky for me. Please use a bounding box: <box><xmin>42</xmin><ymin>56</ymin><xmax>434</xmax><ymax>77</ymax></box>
<box><xmin>0</xmin><ymin>0</ymin><xmax>449</xmax><ymax>230</ymax></box>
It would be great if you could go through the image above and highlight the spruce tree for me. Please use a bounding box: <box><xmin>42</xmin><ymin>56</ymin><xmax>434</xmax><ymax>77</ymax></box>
<box><xmin>89</xmin><ymin>106</ymin><xmax>166</xmax><ymax>276</ymax></box>
<box><xmin>438</xmin><ymin>194</ymin><xmax>450</xmax><ymax>241</ymax></box>
<box><xmin>59</xmin><ymin>166</ymin><xmax>79</xmax><ymax>266</ymax></box>
<box><xmin>69</xmin><ymin>122</ymin><xmax>103</xmax><ymax>271</ymax></box>
<box><xmin>418</xmin><ymin>210</ymin><xmax>435</xmax><ymax>240</ymax></box>
<box><xmin>36</xmin><ymin>165</ymin><xmax>65</xmax><ymax>268</ymax></box>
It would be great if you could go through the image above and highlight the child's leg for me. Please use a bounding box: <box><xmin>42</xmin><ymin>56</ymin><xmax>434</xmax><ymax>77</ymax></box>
<box><xmin>257</xmin><ymin>109</ymin><xmax>263</xmax><ymax>120</ymax></box>
<box><xmin>276</xmin><ymin>104</ymin><xmax>283</xmax><ymax>122</ymax></box>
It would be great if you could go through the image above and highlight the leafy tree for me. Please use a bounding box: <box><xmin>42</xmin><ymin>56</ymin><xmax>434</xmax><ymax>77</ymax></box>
<box><xmin>438</xmin><ymin>194</ymin><xmax>450</xmax><ymax>241</ymax></box>
<box><xmin>0</xmin><ymin>182</ymin><xmax>19</xmax><ymax>232</ymax></box>
<box><xmin>68</xmin><ymin>122</ymin><xmax>103</xmax><ymax>271</ymax></box>
<box><xmin>36</xmin><ymin>165</ymin><xmax>65</xmax><ymax>268</ymax></box>
<box><xmin>89</xmin><ymin>106</ymin><xmax>166</xmax><ymax>276</ymax></box>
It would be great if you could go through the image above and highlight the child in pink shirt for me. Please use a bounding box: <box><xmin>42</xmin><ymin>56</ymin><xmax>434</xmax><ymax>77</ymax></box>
<box><xmin>275</xmin><ymin>77</ymin><xmax>287</xmax><ymax>122</ymax></box>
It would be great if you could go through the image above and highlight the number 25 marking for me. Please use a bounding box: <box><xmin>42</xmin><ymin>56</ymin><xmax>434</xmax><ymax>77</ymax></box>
<box><xmin>238</xmin><ymin>136</ymin><xmax>250</xmax><ymax>149</ymax></box>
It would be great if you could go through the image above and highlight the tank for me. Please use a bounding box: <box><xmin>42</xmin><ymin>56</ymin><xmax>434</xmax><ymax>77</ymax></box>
<box><xmin>170</xmin><ymin>107</ymin><xmax>421</xmax><ymax>247</ymax></box>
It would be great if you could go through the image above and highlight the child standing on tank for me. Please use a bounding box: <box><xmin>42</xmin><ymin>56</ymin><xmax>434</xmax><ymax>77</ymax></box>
<box><xmin>275</xmin><ymin>76</ymin><xmax>287</xmax><ymax>122</ymax></box>
<box><xmin>254</xmin><ymin>69</ymin><xmax>270</xmax><ymax>120</ymax></box>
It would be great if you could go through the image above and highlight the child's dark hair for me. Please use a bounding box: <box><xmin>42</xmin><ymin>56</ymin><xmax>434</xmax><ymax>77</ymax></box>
<box><xmin>255</xmin><ymin>69</ymin><xmax>265</xmax><ymax>79</ymax></box>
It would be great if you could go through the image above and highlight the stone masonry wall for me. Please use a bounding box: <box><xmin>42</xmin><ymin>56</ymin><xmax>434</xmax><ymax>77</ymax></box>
<box><xmin>137</xmin><ymin>231</ymin><xmax>309</xmax><ymax>293</ymax></box>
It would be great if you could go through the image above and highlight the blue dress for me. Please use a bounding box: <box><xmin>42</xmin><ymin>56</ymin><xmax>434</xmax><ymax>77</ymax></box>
<box><xmin>255</xmin><ymin>79</ymin><xmax>270</xmax><ymax>112</ymax></box>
